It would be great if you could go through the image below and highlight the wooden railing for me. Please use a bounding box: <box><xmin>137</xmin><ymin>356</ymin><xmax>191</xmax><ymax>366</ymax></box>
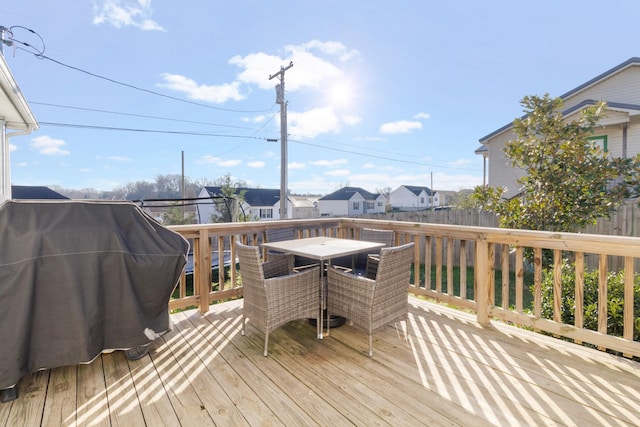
<box><xmin>168</xmin><ymin>218</ymin><xmax>640</xmax><ymax>358</ymax></box>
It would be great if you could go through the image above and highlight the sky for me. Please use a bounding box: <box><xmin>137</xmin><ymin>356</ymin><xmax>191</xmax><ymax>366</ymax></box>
<box><xmin>3</xmin><ymin>1</ymin><xmax>640</xmax><ymax>196</ymax></box>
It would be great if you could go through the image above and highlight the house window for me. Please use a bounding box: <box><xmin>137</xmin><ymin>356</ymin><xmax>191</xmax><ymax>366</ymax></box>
<box><xmin>588</xmin><ymin>135</ymin><xmax>608</xmax><ymax>154</ymax></box>
<box><xmin>366</xmin><ymin>202</ymin><xmax>375</xmax><ymax>209</ymax></box>
<box><xmin>420</xmin><ymin>197</ymin><xmax>425</xmax><ymax>204</ymax></box>
<box><xmin>353</xmin><ymin>202</ymin><xmax>360</xmax><ymax>210</ymax></box>
<box><xmin>378</xmin><ymin>201</ymin><xmax>383</xmax><ymax>207</ymax></box>
<box><xmin>259</xmin><ymin>208</ymin><xmax>273</xmax><ymax>219</ymax></box>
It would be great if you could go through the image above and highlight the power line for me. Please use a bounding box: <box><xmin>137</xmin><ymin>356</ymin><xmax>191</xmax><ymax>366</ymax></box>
<box><xmin>38</xmin><ymin>122</ymin><xmax>266</xmax><ymax>139</ymax></box>
<box><xmin>289</xmin><ymin>138</ymin><xmax>476</xmax><ymax>171</ymax></box>
<box><xmin>5</xmin><ymin>25</ymin><xmax>274</xmax><ymax>114</ymax></box>
<box><xmin>35</xmin><ymin>120</ymin><xmax>475</xmax><ymax>170</ymax></box>
<box><xmin>30</xmin><ymin>101</ymin><xmax>261</xmax><ymax>130</ymax></box>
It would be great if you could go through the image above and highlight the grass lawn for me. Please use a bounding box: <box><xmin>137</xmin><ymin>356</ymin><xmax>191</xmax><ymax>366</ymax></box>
<box><xmin>412</xmin><ymin>265</ymin><xmax>536</xmax><ymax>310</ymax></box>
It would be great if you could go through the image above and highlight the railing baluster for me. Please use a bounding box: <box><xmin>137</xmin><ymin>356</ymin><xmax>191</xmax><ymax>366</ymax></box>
<box><xmin>166</xmin><ymin>218</ymin><xmax>639</xmax><ymax>358</ymax></box>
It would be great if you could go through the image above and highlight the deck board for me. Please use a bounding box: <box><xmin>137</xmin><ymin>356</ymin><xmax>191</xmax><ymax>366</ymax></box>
<box><xmin>3</xmin><ymin>297</ymin><xmax>640</xmax><ymax>426</ymax></box>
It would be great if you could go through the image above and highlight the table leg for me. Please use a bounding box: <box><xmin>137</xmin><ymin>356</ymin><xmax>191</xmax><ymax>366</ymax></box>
<box><xmin>318</xmin><ymin>263</ymin><xmax>324</xmax><ymax>339</ymax></box>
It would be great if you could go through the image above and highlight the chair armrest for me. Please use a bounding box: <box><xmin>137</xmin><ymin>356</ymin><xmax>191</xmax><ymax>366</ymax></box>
<box><xmin>327</xmin><ymin>265</ymin><xmax>374</xmax><ymax>286</ymax></box>
<box><xmin>331</xmin><ymin>265</ymin><xmax>353</xmax><ymax>274</ymax></box>
<box><xmin>263</xmin><ymin>254</ymin><xmax>294</xmax><ymax>278</ymax></box>
<box><xmin>292</xmin><ymin>262</ymin><xmax>320</xmax><ymax>273</ymax></box>
<box><xmin>265</xmin><ymin>265</ymin><xmax>321</xmax><ymax>294</ymax></box>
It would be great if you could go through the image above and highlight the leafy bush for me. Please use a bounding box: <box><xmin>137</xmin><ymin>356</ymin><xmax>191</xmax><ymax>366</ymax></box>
<box><xmin>540</xmin><ymin>262</ymin><xmax>640</xmax><ymax>341</ymax></box>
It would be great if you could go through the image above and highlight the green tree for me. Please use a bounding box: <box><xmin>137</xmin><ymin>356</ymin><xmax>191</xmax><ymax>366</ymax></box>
<box><xmin>210</xmin><ymin>173</ymin><xmax>249</xmax><ymax>223</ymax></box>
<box><xmin>162</xmin><ymin>203</ymin><xmax>196</xmax><ymax>225</ymax></box>
<box><xmin>471</xmin><ymin>94</ymin><xmax>640</xmax><ymax>233</ymax></box>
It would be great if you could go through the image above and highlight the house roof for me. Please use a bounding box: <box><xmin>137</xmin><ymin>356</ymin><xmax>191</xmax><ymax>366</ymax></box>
<box><xmin>11</xmin><ymin>185</ymin><xmax>68</xmax><ymax>200</ymax></box>
<box><xmin>401</xmin><ymin>185</ymin><xmax>432</xmax><ymax>196</ymax></box>
<box><xmin>478</xmin><ymin>57</ymin><xmax>640</xmax><ymax>144</ymax></box>
<box><xmin>289</xmin><ymin>195</ymin><xmax>318</xmax><ymax>208</ymax></box>
<box><xmin>203</xmin><ymin>186</ymin><xmax>281</xmax><ymax>207</ymax></box>
<box><xmin>319</xmin><ymin>186</ymin><xmax>378</xmax><ymax>201</ymax></box>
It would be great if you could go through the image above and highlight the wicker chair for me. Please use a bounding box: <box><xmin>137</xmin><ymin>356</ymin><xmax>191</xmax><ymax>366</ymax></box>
<box><xmin>358</xmin><ymin>228</ymin><xmax>395</xmax><ymax>278</ymax></box>
<box><xmin>327</xmin><ymin>242</ymin><xmax>414</xmax><ymax>356</ymax></box>
<box><xmin>265</xmin><ymin>228</ymin><xmax>318</xmax><ymax>271</ymax></box>
<box><xmin>333</xmin><ymin>227</ymin><xmax>395</xmax><ymax>277</ymax></box>
<box><xmin>236</xmin><ymin>241</ymin><xmax>320</xmax><ymax>356</ymax></box>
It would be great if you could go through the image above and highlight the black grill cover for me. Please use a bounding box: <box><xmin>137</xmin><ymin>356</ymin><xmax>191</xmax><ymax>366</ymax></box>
<box><xmin>0</xmin><ymin>200</ymin><xmax>189</xmax><ymax>389</ymax></box>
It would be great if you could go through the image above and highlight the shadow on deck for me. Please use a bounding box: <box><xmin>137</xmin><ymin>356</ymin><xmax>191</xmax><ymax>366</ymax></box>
<box><xmin>2</xmin><ymin>298</ymin><xmax>639</xmax><ymax>426</ymax></box>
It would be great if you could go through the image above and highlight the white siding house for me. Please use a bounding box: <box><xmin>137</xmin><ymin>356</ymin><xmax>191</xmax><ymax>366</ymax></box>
<box><xmin>389</xmin><ymin>185</ymin><xmax>433</xmax><ymax>210</ymax></box>
<box><xmin>1</xmin><ymin>53</ymin><xmax>38</xmax><ymax>202</ymax></box>
<box><xmin>477</xmin><ymin>57</ymin><xmax>640</xmax><ymax>199</ymax></box>
<box><xmin>196</xmin><ymin>187</ymin><xmax>290</xmax><ymax>223</ymax></box>
<box><xmin>317</xmin><ymin>187</ymin><xmax>385</xmax><ymax>217</ymax></box>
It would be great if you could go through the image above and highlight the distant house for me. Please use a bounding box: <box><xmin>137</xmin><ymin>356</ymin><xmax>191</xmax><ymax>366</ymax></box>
<box><xmin>11</xmin><ymin>185</ymin><xmax>68</xmax><ymax>200</ymax></box>
<box><xmin>389</xmin><ymin>185</ymin><xmax>433</xmax><ymax>211</ymax></box>
<box><xmin>477</xmin><ymin>57</ymin><xmax>640</xmax><ymax>199</ymax></box>
<box><xmin>317</xmin><ymin>186</ymin><xmax>385</xmax><ymax>217</ymax></box>
<box><xmin>1</xmin><ymin>53</ymin><xmax>39</xmax><ymax>202</ymax></box>
<box><xmin>289</xmin><ymin>195</ymin><xmax>320</xmax><ymax>219</ymax></box>
<box><xmin>433</xmin><ymin>190</ymin><xmax>456</xmax><ymax>207</ymax></box>
<box><xmin>196</xmin><ymin>186</ymin><xmax>291</xmax><ymax>223</ymax></box>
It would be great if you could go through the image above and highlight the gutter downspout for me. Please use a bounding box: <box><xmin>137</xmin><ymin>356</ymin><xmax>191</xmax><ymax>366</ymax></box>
<box><xmin>622</xmin><ymin>122</ymin><xmax>628</xmax><ymax>158</ymax></box>
<box><xmin>1</xmin><ymin>126</ymin><xmax>35</xmax><ymax>202</ymax></box>
<box><xmin>0</xmin><ymin>118</ymin><xmax>6</xmax><ymax>202</ymax></box>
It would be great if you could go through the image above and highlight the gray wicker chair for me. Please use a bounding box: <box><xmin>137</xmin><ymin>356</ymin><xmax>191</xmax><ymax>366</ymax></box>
<box><xmin>358</xmin><ymin>227</ymin><xmax>395</xmax><ymax>278</ymax></box>
<box><xmin>333</xmin><ymin>227</ymin><xmax>395</xmax><ymax>277</ymax></box>
<box><xmin>265</xmin><ymin>228</ymin><xmax>318</xmax><ymax>271</ymax></box>
<box><xmin>327</xmin><ymin>242</ymin><xmax>414</xmax><ymax>356</ymax></box>
<box><xmin>236</xmin><ymin>241</ymin><xmax>320</xmax><ymax>356</ymax></box>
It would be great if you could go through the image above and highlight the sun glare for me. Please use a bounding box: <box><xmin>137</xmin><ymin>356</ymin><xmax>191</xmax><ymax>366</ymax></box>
<box><xmin>328</xmin><ymin>81</ymin><xmax>355</xmax><ymax>109</ymax></box>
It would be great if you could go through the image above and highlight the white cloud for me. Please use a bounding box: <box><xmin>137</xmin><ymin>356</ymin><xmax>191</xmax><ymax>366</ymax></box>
<box><xmin>414</xmin><ymin>112</ymin><xmax>431</xmax><ymax>120</ymax></box>
<box><xmin>29</xmin><ymin>135</ymin><xmax>70</xmax><ymax>156</ymax></box>
<box><xmin>159</xmin><ymin>74</ymin><xmax>245</xmax><ymax>103</ymax></box>
<box><xmin>362</xmin><ymin>163</ymin><xmax>375</xmax><ymax>169</ymax></box>
<box><xmin>93</xmin><ymin>0</ymin><xmax>165</xmax><ymax>31</ymax></box>
<box><xmin>309</xmin><ymin>159</ymin><xmax>348</xmax><ymax>167</ymax></box>
<box><xmin>247</xmin><ymin>161</ymin><xmax>265</xmax><ymax>168</ymax></box>
<box><xmin>107</xmin><ymin>155</ymin><xmax>133</xmax><ymax>162</ymax></box>
<box><xmin>9</xmin><ymin>143</ymin><xmax>17</xmax><ymax>152</ymax></box>
<box><xmin>289</xmin><ymin>162</ymin><xmax>306</xmax><ymax>170</ymax></box>
<box><xmin>242</xmin><ymin>115</ymin><xmax>268</xmax><ymax>123</ymax></box>
<box><xmin>289</xmin><ymin>107</ymin><xmax>342</xmax><ymax>138</ymax></box>
<box><xmin>341</xmin><ymin>114</ymin><xmax>362</xmax><ymax>126</ymax></box>
<box><xmin>218</xmin><ymin>159</ymin><xmax>242</xmax><ymax>167</ymax></box>
<box><xmin>379</xmin><ymin>120</ymin><xmax>423</xmax><ymax>134</ymax></box>
<box><xmin>301</xmin><ymin>40</ymin><xmax>360</xmax><ymax>62</ymax></box>
<box><xmin>229</xmin><ymin>40</ymin><xmax>357</xmax><ymax>92</ymax></box>
<box><xmin>289</xmin><ymin>176</ymin><xmax>330</xmax><ymax>194</ymax></box>
<box><xmin>325</xmin><ymin>169</ymin><xmax>350</xmax><ymax>177</ymax></box>
<box><xmin>197</xmin><ymin>155</ymin><xmax>241</xmax><ymax>167</ymax></box>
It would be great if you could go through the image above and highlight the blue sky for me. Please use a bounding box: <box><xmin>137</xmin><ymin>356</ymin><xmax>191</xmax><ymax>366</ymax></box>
<box><xmin>3</xmin><ymin>1</ymin><xmax>640</xmax><ymax>195</ymax></box>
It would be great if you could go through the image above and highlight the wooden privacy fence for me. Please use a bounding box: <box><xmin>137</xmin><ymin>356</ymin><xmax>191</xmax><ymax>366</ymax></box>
<box><xmin>365</xmin><ymin>202</ymin><xmax>640</xmax><ymax>271</ymax></box>
<box><xmin>169</xmin><ymin>217</ymin><xmax>640</xmax><ymax>358</ymax></box>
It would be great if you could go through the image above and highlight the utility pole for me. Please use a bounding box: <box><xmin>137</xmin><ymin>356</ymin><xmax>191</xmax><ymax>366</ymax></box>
<box><xmin>430</xmin><ymin>171</ymin><xmax>434</xmax><ymax>209</ymax></box>
<box><xmin>269</xmin><ymin>61</ymin><xmax>293</xmax><ymax>219</ymax></box>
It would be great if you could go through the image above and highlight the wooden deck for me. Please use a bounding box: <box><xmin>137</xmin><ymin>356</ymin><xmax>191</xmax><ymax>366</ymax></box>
<box><xmin>2</xmin><ymin>298</ymin><xmax>639</xmax><ymax>427</ymax></box>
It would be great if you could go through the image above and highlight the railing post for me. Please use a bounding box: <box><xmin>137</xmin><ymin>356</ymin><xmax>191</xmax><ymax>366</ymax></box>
<box><xmin>476</xmin><ymin>234</ymin><xmax>490</xmax><ymax>325</ymax></box>
<box><xmin>198</xmin><ymin>229</ymin><xmax>211</xmax><ymax>314</ymax></box>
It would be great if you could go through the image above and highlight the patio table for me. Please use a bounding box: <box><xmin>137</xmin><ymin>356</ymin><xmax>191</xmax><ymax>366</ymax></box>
<box><xmin>262</xmin><ymin>236</ymin><xmax>385</xmax><ymax>338</ymax></box>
